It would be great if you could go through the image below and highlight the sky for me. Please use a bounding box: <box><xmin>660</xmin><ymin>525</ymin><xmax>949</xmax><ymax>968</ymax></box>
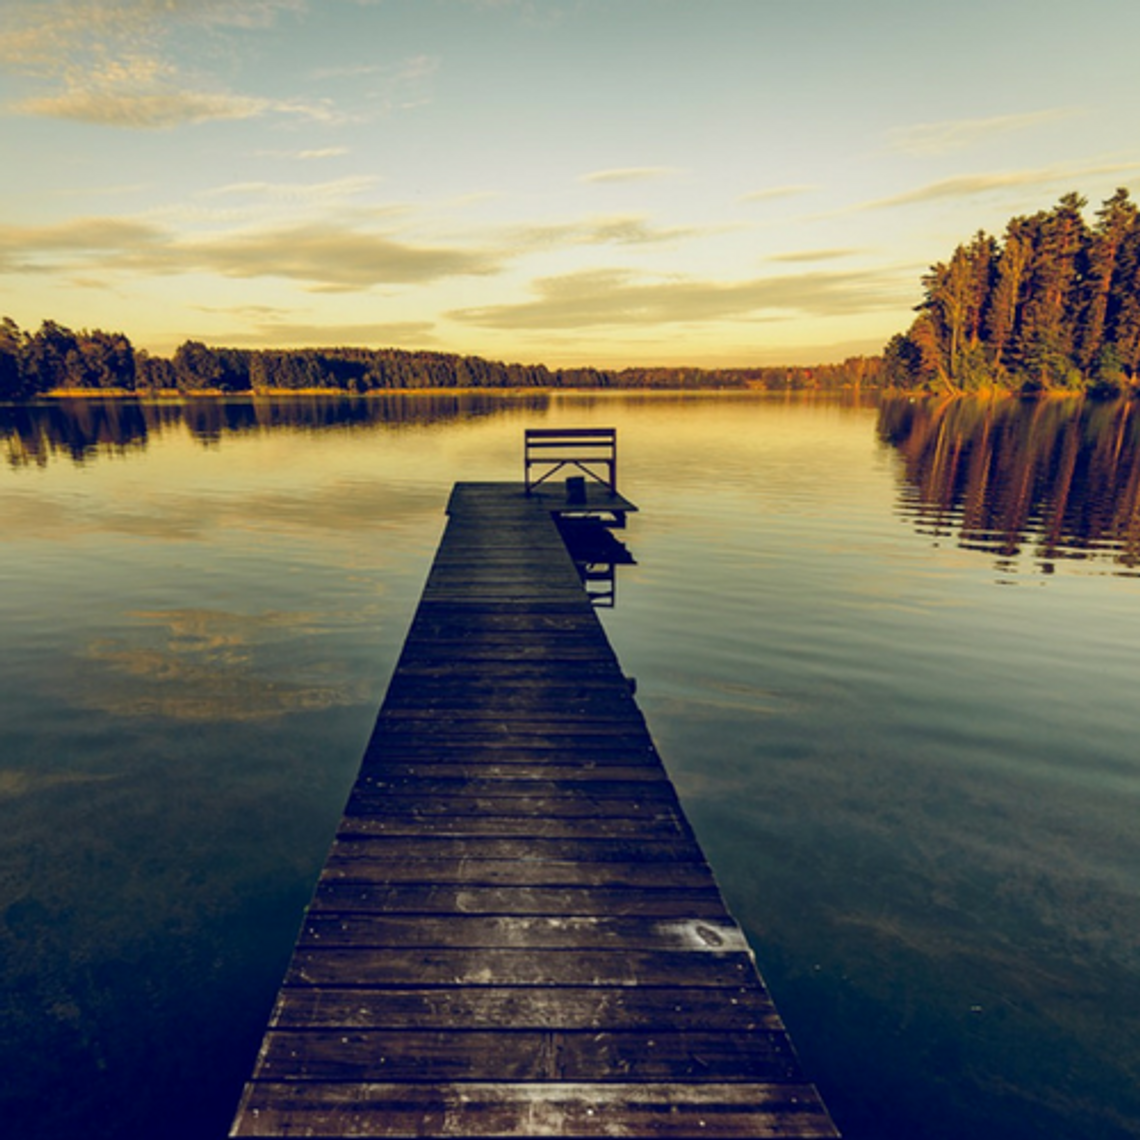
<box><xmin>2</xmin><ymin>0</ymin><xmax>1140</xmax><ymax>369</ymax></box>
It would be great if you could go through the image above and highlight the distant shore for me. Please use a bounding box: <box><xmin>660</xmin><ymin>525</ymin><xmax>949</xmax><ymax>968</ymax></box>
<box><xmin>26</xmin><ymin>384</ymin><xmax>870</xmax><ymax>399</ymax></box>
<box><xmin>15</xmin><ymin>384</ymin><xmax>1122</xmax><ymax>403</ymax></box>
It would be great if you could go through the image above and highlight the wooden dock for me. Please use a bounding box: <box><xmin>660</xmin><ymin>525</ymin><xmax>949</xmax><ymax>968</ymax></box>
<box><xmin>230</xmin><ymin>480</ymin><xmax>838</xmax><ymax>1139</ymax></box>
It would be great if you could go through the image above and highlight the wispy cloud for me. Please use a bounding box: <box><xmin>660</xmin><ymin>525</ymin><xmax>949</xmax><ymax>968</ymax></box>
<box><xmin>768</xmin><ymin>248</ymin><xmax>863</xmax><ymax>264</ymax></box>
<box><xmin>159</xmin><ymin>223</ymin><xmax>500</xmax><ymax>287</ymax></box>
<box><xmin>509</xmin><ymin>213</ymin><xmax>709</xmax><ymax>250</ymax></box>
<box><xmin>0</xmin><ymin>215</ymin><xmax>500</xmax><ymax>288</ymax></box>
<box><xmin>738</xmin><ymin>184</ymin><xmax>818</xmax><ymax>203</ymax></box>
<box><xmin>311</xmin><ymin>53</ymin><xmax>439</xmax><ymax>115</ymax></box>
<box><xmin>579</xmin><ymin>167</ymin><xmax>682</xmax><ymax>185</ymax></box>
<box><xmin>2</xmin><ymin>0</ymin><xmax>304</xmax><ymax>65</ymax></box>
<box><xmin>49</xmin><ymin>182</ymin><xmax>154</xmax><ymax>198</ymax></box>
<box><xmin>887</xmin><ymin>109</ymin><xmax>1081</xmax><ymax>156</ymax></box>
<box><xmin>0</xmin><ymin>217</ymin><xmax>166</xmax><ymax>271</ymax></box>
<box><xmin>215</xmin><ymin>320</ymin><xmax>438</xmax><ymax>348</ymax></box>
<box><xmin>199</xmin><ymin>176</ymin><xmax>381</xmax><ymax>202</ymax></box>
<box><xmin>255</xmin><ymin>146</ymin><xmax>352</xmax><ymax>160</ymax></box>
<box><xmin>18</xmin><ymin>87</ymin><xmax>268</xmax><ymax>128</ymax></box>
<box><xmin>449</xmin><ymin>266</ymin><xmax>911</xmax><ymax>331</ymax></box>
<box><xmin>853</xmin><ymin>162</ymin><xmax>1140</xmax><ymax>212</ymax></box>
<box><xmin>0</xmin><ymin>0</ymin><xmax>331</xmax><ymax>127</ymax></box>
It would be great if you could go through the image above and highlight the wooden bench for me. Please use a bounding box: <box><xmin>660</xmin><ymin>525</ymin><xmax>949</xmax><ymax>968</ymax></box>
<box><xmin>524</xmin><ymin>427</ymin><xmax>617</xmax><ymax>494</ymax></box>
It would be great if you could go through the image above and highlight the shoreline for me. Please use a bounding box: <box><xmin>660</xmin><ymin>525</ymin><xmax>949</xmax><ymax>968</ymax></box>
<box><xmin>21</xmin><ymin>384</ymin><xmax>865</xmax><ymax>400</ymax></box>
<box><xmin>7</xmin><ymin>385</ymin><xmax>1122</xmax><ymax>403</ymax></box>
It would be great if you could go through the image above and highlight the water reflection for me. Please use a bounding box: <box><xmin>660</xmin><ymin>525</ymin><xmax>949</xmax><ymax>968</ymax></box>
<box><xmin>0</xmin><ymin>400</ymin><xmax>165</xmax><ymax>465</ymax></box>
<box><xmin>879</xmin><ymin>396</ymin><xmax>1140</xmax><ymax>575</ymax></box>
<box><xmin>5</xmin><ymin>393</ymin><xmax>1140</xmax><ymax>1140</ymax></box>
<box><xmin>1</xmin><ymin>392</ymin><xmax>552</xmax><ymax>465</ymax></box>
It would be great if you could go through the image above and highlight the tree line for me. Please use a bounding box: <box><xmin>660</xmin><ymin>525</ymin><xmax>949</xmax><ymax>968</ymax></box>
<box><xmin>7</xmin><ymin>190</ymin><xmax>1140</xmax><ymax>401</ymax></box>
<box><xmin>883</xmin><ymin>189</ymin><xmax>1140</xmax><ymax>395</ymax></box>
<box><xmin>0</xmin><ymin>316</ymin><xmax>881</xmax><ymax>399</ymax></box>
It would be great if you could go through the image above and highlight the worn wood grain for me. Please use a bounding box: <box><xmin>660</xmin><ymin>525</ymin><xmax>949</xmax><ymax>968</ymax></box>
<box><xmin>285</xmin><ymin>947</ymin><xmax>762</xmax><ymax>989</ymax></box>
<box><xmin>297</xmin><ymin>915</ymin><xmax>751</xmax><ymax>951</ymax></box>
<box><xmin>233</xmin><ymin>1081</ymin><xmax>837</xmax><ymax>1139</ymax></box>
<box><xmin>229</xmin><ymin>482</ymin><xmax>838</xmax><ymax>1140</ymax></box>
<box><xmin>252</xmin><ymin>1028</ymin><xmax>802</xmax><ymax>1082</ymax></box>
<box><xmin>343</xmin><ymin>792</ymin><xmax>685</xmax><ymax>820</ymax></box>
<box><xmin>269</xmin><ymin>986</ymin><xmax>782</xmax><ymax>1032</ymax></box>
<box><xmin>308</xmin><ymin>882</ymin><xmax>729</xmax><ymax>917</ymax></box>
<box><xmin>318</xmin><ymin>856</ymin><xmax>719</xmax><ymax>889</ymax></box>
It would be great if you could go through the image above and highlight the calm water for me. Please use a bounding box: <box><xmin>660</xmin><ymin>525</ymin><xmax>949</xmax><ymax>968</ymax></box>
<box><xmin>2</xmin><ymin>393</ymin><xmax>1138</xmax><ymax>1140</ymax></box>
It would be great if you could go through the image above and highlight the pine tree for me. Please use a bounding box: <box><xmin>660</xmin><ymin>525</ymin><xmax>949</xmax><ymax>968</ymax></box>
<box><xmin>1079</xmin><ymin>188</ymin><xmax>1137</xmax><ymax>370</ymax></box>
<box><xmin>1015</xmin><ymin>193</ymin><xmax>1088</xmax><ymax>386</ymax></box>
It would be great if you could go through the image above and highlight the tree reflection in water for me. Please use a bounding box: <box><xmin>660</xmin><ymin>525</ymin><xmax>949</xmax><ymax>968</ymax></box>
<box><xmin>879</xmin><ymin>395</ymin><xmax>1140</xmax><ymax>574</ymax></box>
<box><xmin>0</xmin><ymin>392</ymin><xmax>552</xmax><ymax>466</ymax></box>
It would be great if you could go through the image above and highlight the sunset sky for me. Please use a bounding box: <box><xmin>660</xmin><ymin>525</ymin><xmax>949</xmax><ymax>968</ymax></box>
<box><xmin>3</xmin><ymin>0</ymin><xmax>1139</xmax><ymax>368</ymax></box>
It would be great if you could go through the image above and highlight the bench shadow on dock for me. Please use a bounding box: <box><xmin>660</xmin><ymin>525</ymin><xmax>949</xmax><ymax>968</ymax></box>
<box><xmin>229</xmin><ymin>430</ymin><xmax>839</xmax><ymax>1139</ymax></box>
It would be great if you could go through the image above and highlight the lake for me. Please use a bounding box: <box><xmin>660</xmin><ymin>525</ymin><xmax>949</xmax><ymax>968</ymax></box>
<box><xmin>2</xmin><ymin>392</ymin><xmax>1139</xmax><ymax>1140</ymax></box>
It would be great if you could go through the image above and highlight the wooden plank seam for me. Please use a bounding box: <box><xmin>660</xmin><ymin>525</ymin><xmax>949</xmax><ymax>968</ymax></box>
<box><xmin>230</xmin><ymin>482</ymin><xmax>838</xmax><ymax>1139</ymax></box>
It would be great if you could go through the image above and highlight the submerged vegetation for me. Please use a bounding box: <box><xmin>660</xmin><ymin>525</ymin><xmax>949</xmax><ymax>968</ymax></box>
<box><xmin>884</xmin><ymin>189</ymin><xmax>1140</xmax><ymax>396</ymax></box>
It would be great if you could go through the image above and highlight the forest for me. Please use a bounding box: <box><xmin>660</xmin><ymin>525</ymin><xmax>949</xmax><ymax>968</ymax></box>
<box><xmin>4</xmin><ymin>188</ymin><xmax>1138</xmax><ymax>400</ymax></box>
<box><xmin>884</xmin><ymin>189</ymin><xmax>1140</xmax><ymax>395</ymax></box>
<box><xmin>0</xmin><ymin>317</ymin><xmax>880</xmax><ymax>398</ymax></box>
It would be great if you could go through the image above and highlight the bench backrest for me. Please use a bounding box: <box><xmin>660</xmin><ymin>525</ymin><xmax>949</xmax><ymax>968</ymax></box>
<box><xmin>524</xmin><ymin>428</ymin><xmax>617</xmax><ymax>493</ymax></box>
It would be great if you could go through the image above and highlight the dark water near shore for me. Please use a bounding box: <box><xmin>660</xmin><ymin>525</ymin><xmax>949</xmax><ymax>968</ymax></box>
<box><xmin>2</xmin><ymin>392</ymin><xmax>1139</xmax><ymax>1140</ymax></box>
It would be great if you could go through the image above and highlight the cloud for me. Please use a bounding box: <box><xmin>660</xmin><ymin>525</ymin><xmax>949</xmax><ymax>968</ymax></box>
<box><xmin>581</xmin><ymin>215</ymin><xmax>703</xmax><ymax>245</ymax></box>
<box><xmin>853</xmin><ymin>162</ymin><xmax>1140</xmax><ymax>212</ymax></box>
<box><xmin>50</xmin><ymin>182</ymin><xmax>154</xmax><ymax>198</ymax></box>
<box><xmin>768</xmin><ymin>248</ymin><xmax>864</xmax><ymax>264</ymax></box>
<box><xmin>2</xmin><ymin>0</ymin><xmax>304</xmax><ymax>66</ymax></box>
<box><xmin>510</xmin><ymin>213</ymin><xmax>707</xmax><ymax>250</ymax></box>
<box><xmin>252</xmin><ymin>146</ymin><xmax>352</xmax><ymax>160</ymax></box>
<box><xmin>1</xmin><ymin>0</ymin><xmax>326</xmax><ymax>128</ymax></box>
<box><xmin>579</xmin><ymin>167</ymin><xmax>682</xmax><ymax>184</ymax></box>
<box><xmin>16</xmin><ymin>87</ymin><xmax>269</xmax><ymax>128</ymax></box>
<box><xmin>310</xmin><ymin>53</ymin><xmax>438</xmax><ymax>115</ymax></box>
<box><xmin>448</xmin><ymin>266</ymin><xmax>911</xmax><ymax>331</ymax></box>
<box><xmin>200</xmin><ymin>176</ymin><xmax>381</xmax><ymax>202</ymax></box>
<box><xmin>0</xmin><ymin>217</ymin><xmax>166</xmax><ymax>271</ymax></box>
<box><xmin>174</xmin><ymin>223</ymin><xmax>499</xmax><ymax>287</ymax></box>
<box><xmin>738</xmin><ymin>184</ymin><xmax>818</xmax><ymax>203</ymax></box>
<box><xmin>216</xmin><ymin>320</ymin><xmax>438</xmax><ymax>348</ymax></box>
<box><xmin>0</xmin><ymin>201</ymin><xmax>727</xmax><ymax>291</ymax></box>
<box><xmin>296</xmin><ymin>147</ymin><xmax>350</xmax><ymax>160</ymax></box>
<box><xmin>887</xmin><ymin>109</ymin><xmax>1080</xmax><ymax>156</ymax></box>
<box><xmin>0</xmin><ymin>215</ymin><xmax>500</xmax><ymax>288</ymax></box>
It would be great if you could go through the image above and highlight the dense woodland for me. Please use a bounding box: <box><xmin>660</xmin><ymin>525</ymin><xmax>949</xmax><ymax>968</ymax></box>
<box><xmin>884</xmin><ymin>189</ymin><xmax>1140</xmax><ymax>394</ymax></box>
<box><xmin>0</xmin><ymin>317</ymin><xmax>881</xmax><ymax>398</ymax></box>
<box><xmin>5</xmin><ymin>189</ymin><xmax>1139</xmax><ymax>399</ymax></box>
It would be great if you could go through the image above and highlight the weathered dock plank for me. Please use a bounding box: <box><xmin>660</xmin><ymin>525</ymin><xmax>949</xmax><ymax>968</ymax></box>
<box><xmin>268</xmin><ymin>985</ymin><xmax>784</xmax><ymax>1032</ymax></box>
<box><xmin>234</xmin><ymin>1081</ymin><xmax>833</xmax><ymax>1139</ymax></box>
<box><xmin>230</xmin><ymin>481</ymin><xmax>837</xmax><ymax>1139</ymax></box>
